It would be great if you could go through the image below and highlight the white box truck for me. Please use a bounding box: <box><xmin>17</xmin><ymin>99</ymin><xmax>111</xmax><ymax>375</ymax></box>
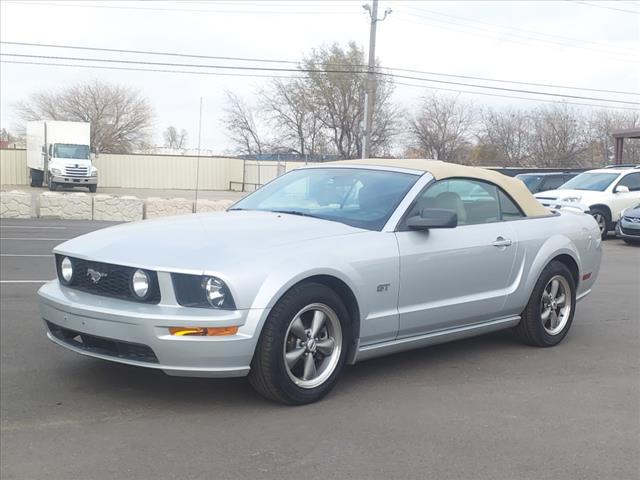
<box><xmin>27</xmin><ymin>121</ymin><xmax>98</xmax><ymax>192</ymax></box>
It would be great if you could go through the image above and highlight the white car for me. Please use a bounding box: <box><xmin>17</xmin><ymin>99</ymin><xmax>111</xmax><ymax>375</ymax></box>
<box><xmin>535</xmin><ymin>166</ymin><xmax>640</xmax><ymax>237</ymax></box>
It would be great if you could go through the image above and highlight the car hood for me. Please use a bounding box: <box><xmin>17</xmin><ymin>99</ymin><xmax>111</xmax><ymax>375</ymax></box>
<box><xmin>623</xmin><ymin>207</ymin><xmax>640</xmax><ymax>219</ymax></box>
<box><xmin>536</xmin><ymin>189</ymin><xmax>591</xmax><ymax>199</ymax></box>
<box><xmin>54</xmin><ymin>211</ymin><xmax>365</xmax><ymax>273</ymax></box>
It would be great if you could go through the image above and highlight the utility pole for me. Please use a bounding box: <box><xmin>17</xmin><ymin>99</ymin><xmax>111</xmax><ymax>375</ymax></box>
<box><xmin>362</xmin><ymin>0</ymin><xmax>391</xmax><ymax>159</ymax></box>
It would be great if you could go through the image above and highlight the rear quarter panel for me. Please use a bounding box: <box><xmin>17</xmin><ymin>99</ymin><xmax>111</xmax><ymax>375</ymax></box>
<box><xmin>502</xmin><ymin>211</ymin><xmax>602</xmax><ymax>316</ymax></box>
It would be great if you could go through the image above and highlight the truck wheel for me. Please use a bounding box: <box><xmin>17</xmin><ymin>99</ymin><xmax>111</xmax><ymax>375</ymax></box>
<box><xmin>88</xmin><ymin>185</ymin><xmax>97</xmax><ymax>193</ymax></box>
<box><xmin>30</xmin><ymin>169</ymin><xmax>43</xmax><ymax>187</ymax></box>
<box><xmin>48</xmin><ymin>178</ymin><xmax>57</xmax><ymax>191</ymax></box>
<box><xmin>248</xmin><ymin>282</ymin><xmax>350</xmax><ymax>405</ymax></box>
<box><xmin>515</xmin><ymin>260</ymin><xmax>576</xmax><ymax>347</ymax></box>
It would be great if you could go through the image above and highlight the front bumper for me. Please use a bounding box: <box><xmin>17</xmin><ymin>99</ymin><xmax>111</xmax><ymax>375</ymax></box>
<box><xmin>38</xmin><ymin>280</ymin><xmax>268</xmax><ymax>377</ymax></box>
<box><xmin>616</xmin><ymin>220</ymin><xmax>640</xmax><ymax>241</ymax></box>
<box><xmin>51</xmin><ymin>175</ymin><xmax>98</xmax><ymax>186</ymax></box>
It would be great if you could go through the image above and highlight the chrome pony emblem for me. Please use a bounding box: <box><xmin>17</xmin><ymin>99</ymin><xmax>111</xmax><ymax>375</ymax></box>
<box><xmin>87</xmin><ymin>268</ymin><xmax>108</xmax><ymax>284</ymax></box>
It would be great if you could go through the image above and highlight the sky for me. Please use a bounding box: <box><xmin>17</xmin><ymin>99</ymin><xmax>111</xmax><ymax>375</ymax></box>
<box><xmin>1</xmin><ymin>0</ymin><xmax>639</xmax><ymax>154</ymax></box>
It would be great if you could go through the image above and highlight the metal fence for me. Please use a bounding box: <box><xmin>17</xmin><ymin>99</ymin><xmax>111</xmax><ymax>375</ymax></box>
<box><xmin>0</xmin><ymin>149</ymin><xmax>306</xmax><ymax>190</ymax></box>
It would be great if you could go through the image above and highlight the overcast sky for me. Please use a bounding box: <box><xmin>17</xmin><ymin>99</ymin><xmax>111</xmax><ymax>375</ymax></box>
<box><xmin>1</xmin><ymin>0</ymin><xmax>638</xmax><ymax>154</ymax></box>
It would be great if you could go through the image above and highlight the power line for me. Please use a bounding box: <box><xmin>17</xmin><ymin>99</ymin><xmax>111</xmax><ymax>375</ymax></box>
<box><xmin>396</xmin><ymin>8</ymin><xmax>639</xmax><ymax>61</ymax></box>
<box><xmin>571</xmin><ymin>1</ymin><xmax>640</xmax><ymax>14</ymax></box>
<box><xmin>394</xmin><ymin>81</ymin><xmax>640</xmax><ymax>111</ymax></box>
<box><xmin>3</xmin><ymin>52</ymin><xmax>638</xmax><ymax>105</ymax></box>
<box><xmin>2</xmin><ymin>1</ymin><xmax>359</xmax><ymax>15</ymax></box>
<box><xmin>4</xmin><ymin>59</ymin><xmax>638</xmax><ymax>112</ymax></box>
<box><xmin>2</xmin><ymin>41</ymin><xmax>638</xmax><ymax>97</ymax></box>
<box><xmin>402</xmin><ymin>4</ymin><xmax>640</xmax><ymax>53</ymax></box>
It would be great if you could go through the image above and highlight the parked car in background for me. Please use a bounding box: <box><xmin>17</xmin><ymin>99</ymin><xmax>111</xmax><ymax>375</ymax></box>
<box><xmin>516</xmin><ymin>172</ymin><xmax>579</xmax><ymax>194</ymax></box>
<box><xmin>535</xmin><ymin>166</ymin><xmax>640</xmax><ymax>238</ymax></box>
<box><xmin>38</xmin><ymin>159</ymin><xmax>602</xmax><ymax>404</ymax></box>
<box><xmin>616</xmin><ymin>203</ymin><xmax>640</xmax><ymax>245</ymax></box>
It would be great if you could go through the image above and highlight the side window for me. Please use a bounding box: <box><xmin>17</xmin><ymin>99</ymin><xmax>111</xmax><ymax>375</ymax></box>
<box><xmin>498</xmin><ymin>190</ymin><xmax>525</xmax><ymax>220</ymax></box>
<box><xmin>409</xmin><ymin>178</ymin><xmax>501</xmax><ymax>226</ymax></box>
<box><xmin>542</xmin><ymin>176</ymin><xmax>565</xmax><ymax>190</ymax></box>
<box><xmin>618</xmin><ymin>173</ymin><xmax>640</xmax><ymax>192</ymax></box>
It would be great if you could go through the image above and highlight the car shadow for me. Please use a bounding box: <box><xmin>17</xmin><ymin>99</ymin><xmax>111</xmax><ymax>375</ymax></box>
<box><xmin>66</xmin><ymin>329</ymin><xmax>522</xmax><ymax>409</ymax></box>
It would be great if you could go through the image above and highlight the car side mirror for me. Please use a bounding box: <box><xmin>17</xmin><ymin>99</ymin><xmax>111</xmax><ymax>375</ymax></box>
<box><xmin>615</xmin><ymin>185</ymin><xmax>630</xmax><ymax>193</ymax></box>
<box><xmin>406</xmin><ymin>208</ymin><xmax>458</xmax><ymax>231</ymax></box>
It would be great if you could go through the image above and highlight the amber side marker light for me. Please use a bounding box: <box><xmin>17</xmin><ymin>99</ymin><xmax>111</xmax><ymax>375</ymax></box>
<box><xmin>169</xmin><ymin>326</ymin><xmax>238</xmax><ymax>336</ymax></box>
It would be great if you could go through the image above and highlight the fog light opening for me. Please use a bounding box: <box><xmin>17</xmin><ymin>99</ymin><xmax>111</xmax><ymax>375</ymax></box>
<box><xmin>169</xmin><ymin>326</ymin><xmax>238</xmax><ymax>336</ymax></box>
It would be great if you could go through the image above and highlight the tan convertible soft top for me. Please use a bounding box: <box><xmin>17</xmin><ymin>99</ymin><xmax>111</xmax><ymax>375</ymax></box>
<box><xmin>331</xmin><ymin>158</ymin><xmax>548</xmax><ymax>217</ymax></box>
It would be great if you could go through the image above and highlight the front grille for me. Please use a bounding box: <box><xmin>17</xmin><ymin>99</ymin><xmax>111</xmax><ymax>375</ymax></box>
<box><xmin>56</xmin><ymin>255</ymin><xmax>161</xmax><ymax>303</ymax></box>
<box><xmin>64</xmin><ymin>165</ymin><xmax>89</xmax><ymax>177</ymax></box>
<box><xmin>623</xmin><ymin>216</ymin><xmax>640</xmax><ymax>223</ymax></box>
<box><xmin>620</xmin><ymin>225</ymin><xmax>640</xmax><ymax>236</ymax></box>
<box><xmin>47</xmin><ymin>321</ymin><xmax>159</xmax><ymax>363</ymax></box>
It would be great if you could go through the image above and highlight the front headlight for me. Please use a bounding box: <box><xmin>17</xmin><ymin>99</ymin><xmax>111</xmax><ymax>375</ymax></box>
<box><xmin>131</xmin><ymin>269</ymin><xmax>150</xmax><ymax>299</ymax></box>
<box><xmin>563</xmin><ymin>196</ymin><xmax>582</xmax><ymax>203</ymax></box>
<box><xmin>51</xmin><ymin>168</ymin><xmax>62</xmax><ymax>175</ymax></box>
<box><xmin>58</xmin><ymin>256</ymin><xmax>74</xmax><ymax>285</ymax></box>
<box><xmin>90</xmin><ymin>167</ymin><xmax>98</xmax><ymax>176</ymax></box>
<box><xmin>172</xmin><ymin>273</ymin><xmax>236</xmax><ymax>309</ymax></box>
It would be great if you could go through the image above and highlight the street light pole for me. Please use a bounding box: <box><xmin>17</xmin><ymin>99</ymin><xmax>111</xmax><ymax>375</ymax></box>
<box><xmin>362</xmin><ymin>0</ymin><xmax>391</xmax><ymax>159</ymax></box>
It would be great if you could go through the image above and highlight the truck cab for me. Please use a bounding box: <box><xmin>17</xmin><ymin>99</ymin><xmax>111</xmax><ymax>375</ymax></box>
<box><xmin>46</xmin><ymin>142</ymin><xmax>97</xmax><ymax>192</ymax></box>
<box><xmin>27</xmin><ymin>121</ymin><xmax>98</xmax><ymax>193</ymax></box>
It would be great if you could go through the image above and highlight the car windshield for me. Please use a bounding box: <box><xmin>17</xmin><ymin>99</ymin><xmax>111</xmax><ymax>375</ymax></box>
<box><xmin>559</xmin><ymin>172</ymin><xmax>619</xmax><ymax>192</ymax></box>
<box><xmin>516</xmin><ymin>174</ymin><xmax>543</xmax><ymax>190</ymax></box>
<box><xmin>230</xmin><ymin>167</ymin><xmax>419</xmax><ymax>230</ymax></box>
<box><xmin>53</xmin><ymin>144</ymin><xmax>90</xmax><ymax>160</ymax></box>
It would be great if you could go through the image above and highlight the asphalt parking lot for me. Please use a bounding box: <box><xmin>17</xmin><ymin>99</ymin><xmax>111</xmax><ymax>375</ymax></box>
<box><xmin>1</xmin><ymin>219</ymin><xmax>638</xmax><ymax>480</ymax></box>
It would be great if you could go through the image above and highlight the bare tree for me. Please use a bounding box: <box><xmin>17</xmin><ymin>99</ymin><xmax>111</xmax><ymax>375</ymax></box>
<box><xmin>478</xmin><ymin>108</ymin><xmax>532</xmax><ymax>166</ymax></box>
<box><xmin>259</xmin><ymin>78</ymin><xmax>326</xmax><ymax>157</ymax></box>
<box><xmin>221</xmin><ymin>91</ymin><xmax>264</xmax><ymax>156</ymax></box>
<box><xmin>163</xmin><ymin>126</ymin><xmax>188</xmax><ymax>149</ymax></box>
<box><xmin>586</xmin><ymin>109</ymin><xmax>639</xmax><ymax>165</ymax></box>
<box><xmin>14</xmin><ymin>80</ymin><xmax>154</xmax><ymax>153</ymax></box>
<box><xmin>529</xmin><ymin>104</ymin><xmax>588</xmax><ymax>167</ymax></box>
<box><xmin>302</xmin><ymin>42</ymin><xmax>399</xmax><ymax>159</ymax></box>
<box><xmin>408</xmin><ymin>94</ymin><xmax>476</xmax><ymax>162</ymax></box>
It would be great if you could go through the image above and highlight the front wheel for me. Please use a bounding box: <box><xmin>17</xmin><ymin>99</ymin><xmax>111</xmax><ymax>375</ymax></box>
<box><xmin>515</xmin><ymin>261</ymin><xmax>576</xmax><ymax>347</ymax></box>
<box><xmin>88</xmin><ymin>185</ymin><xmax>97</xmax><ymax>193</ymax></box>
<box><xmin>248</xmin><ymin>282</ymin><xmax>350</xmax><ymax>405</ymax></box>
<box><xmin>48</xmin><ymin>178</ymin><xmax>57</xmax><ymax>191</ymax></box>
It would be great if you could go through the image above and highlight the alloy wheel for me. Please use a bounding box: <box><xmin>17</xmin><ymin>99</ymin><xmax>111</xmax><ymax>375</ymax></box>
<box><xmin>592</xmin><ymin>212</ymin><xmax>606</xmax><ymax>234</ymax></box>
<box><xmin>540</xmin><ymin>275</ymin><xmax>572</xmax><ymax>335</ymax></box>
<box><xmin>283</xmin><ymin>303</ymin><xmax>342</xmax><ymax>389</ymax></box>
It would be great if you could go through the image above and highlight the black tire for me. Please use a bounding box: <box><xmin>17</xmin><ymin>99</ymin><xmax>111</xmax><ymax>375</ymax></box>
<box><xmin>88</xmin><ymin>185</ymin><xmax>97</xmax><ymax>193</ymax></box>
<box><xmin>48</xmin><ymin>178</ymin><xmax>57</xmax><ymax>191</ymax></box>
<box><xmin>515</xmin><ymin>260</ymin><xmax>577</xmax><ymax>347</ymax></box>
<box><xmin>623</xmin><ymin>238</ymin><xmax>640</xmax><ymax>246</ymax></box>
<box><xmin>248</xmin><ymin>282</ymin><xmax>350</xmax><ymax>405</ymax></box>
<box><xmin>590</xmin><ymin>206</ymin><xmax>610</xmax><ymax>240</ymax></box>
<box><xmin>30</xmin><ymin>169</ymin><xmax>43</xmax><ymax>187</ymax></box>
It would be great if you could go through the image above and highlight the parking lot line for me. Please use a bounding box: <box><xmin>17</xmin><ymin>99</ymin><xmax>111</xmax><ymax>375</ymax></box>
<box><xmin>0</xmin><ymin>280</ymin><xmax>49</xmax><ymax>284</ymax></box>
<box><xmin>0</xmin><ymin>254</ymin><xmax>53</xmax><ymax>257</ymax></box>
<box><xmin>0</xmin><ymin>226</ymin><xmax>67</xmax><ymax>230</ymax></box>
<box><xmin>0</xmin><ymin>237</ymin><xmax>69</xmax><ymax>241</ymax></box>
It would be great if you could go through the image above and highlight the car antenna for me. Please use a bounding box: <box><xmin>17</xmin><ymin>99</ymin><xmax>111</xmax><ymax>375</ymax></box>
<box><xmin>194</xmin><ymin>97</ymin><xmax>203</xmax><ymax>213</ymax></box>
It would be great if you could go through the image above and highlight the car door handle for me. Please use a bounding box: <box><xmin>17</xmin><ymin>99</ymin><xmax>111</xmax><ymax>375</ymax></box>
<box><xmin>492</xmin><ymin>237</ymin><xmax>513</xmax><ymax>248</ymax></box>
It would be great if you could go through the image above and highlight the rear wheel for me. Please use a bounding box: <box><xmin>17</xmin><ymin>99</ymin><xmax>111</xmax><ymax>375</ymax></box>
<box><xmin>590</xmin><ymin>207</ymin><xmax>610</xmax><ymax>239</ymax></box>
<box><xmin>515</xmin><ymin>261</ymin><xmax>576</xmax><ymax>347</ymax></box>
<box><xmin>248</xmin><ymin>282</ymin><xmax>349</xmax><ymax>405</ymax></box>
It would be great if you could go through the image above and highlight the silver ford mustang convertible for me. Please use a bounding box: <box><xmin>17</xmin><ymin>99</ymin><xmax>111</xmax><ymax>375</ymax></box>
<box><xmin>38</xmin><ymin>159</ymin><xmax>602</xmax><ymax>404</ymax></box>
